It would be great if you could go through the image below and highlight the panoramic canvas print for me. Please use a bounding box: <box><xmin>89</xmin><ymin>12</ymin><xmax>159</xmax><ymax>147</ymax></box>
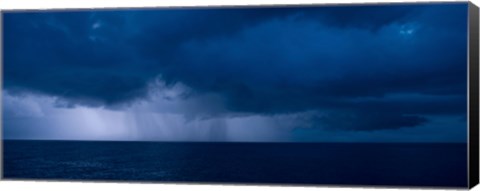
<box><xmin>2</xmin><ymin>2</ymin><xmax>473</xmax><ymax>188</ymax></box>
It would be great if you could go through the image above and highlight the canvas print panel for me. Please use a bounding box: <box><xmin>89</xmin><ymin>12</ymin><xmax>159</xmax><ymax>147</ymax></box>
<box><xmin>2</xmin><ymin>3</ymin><xmax>469</xmax><ymax>187</ymax></box>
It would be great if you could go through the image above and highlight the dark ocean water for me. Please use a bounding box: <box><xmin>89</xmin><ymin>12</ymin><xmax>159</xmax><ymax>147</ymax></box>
<box><xmin>2</xmin><ymin>141</ymin><xmax>467</xmax><ymax>188</ymax></box>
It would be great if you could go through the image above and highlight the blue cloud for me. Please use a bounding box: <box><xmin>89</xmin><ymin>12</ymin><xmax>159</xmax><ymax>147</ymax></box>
<box><xmin>3</xmin><ymin>3</ymin><xmax>468</xmax><ymax>131</ymax></box>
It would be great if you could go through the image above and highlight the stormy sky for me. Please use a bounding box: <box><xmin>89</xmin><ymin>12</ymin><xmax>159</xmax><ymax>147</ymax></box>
<box><xmin>2</xmin><ymin>3</ymin><xmax>469</xmax><ymax>142</ymax></box>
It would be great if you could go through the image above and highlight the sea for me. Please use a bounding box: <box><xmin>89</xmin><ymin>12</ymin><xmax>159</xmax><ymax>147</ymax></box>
<box><xmin>2</xmin><ymin>140</ymin><xmax>468</xmax><ymax>188</ymax></box>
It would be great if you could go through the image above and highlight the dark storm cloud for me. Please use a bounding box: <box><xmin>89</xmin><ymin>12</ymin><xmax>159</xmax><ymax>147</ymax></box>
<box><xmin>130</xmin><ymin>4</ymin><xmax>417</xmax><ymax>48</ymax></box>
<box><xmin>4</xmin><ymin>12</ymin><xmax>148</xmax><ymax>105</ymax></box>
<box><xmin>3</xmin><ymin>3</ymin><xmax>468</xmax><ymax>131</ymax></box>
<box><xmin>317</xmin><ymin>112</ymin><xmax>429</xmax><ymax>131</ymax></box>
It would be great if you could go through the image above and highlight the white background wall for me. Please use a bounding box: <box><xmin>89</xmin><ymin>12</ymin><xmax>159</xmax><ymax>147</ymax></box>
<box><xmin>0</xmin><ymin>0</ymin><xmax>479</xmax><ymax>191</ymax></box>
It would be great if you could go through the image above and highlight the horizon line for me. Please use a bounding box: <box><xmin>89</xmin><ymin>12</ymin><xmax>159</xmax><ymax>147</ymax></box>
<box><xmin>1</xmin><ymin>138</ymin><xmax>468</xmax><ymax>144</ymax></box>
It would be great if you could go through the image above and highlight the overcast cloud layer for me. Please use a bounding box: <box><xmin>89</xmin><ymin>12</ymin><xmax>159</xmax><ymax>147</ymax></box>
<box><xmin>2</xmin><ymin>3</ymin><xmax>469</xmax><ymax>142</ymax></box>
